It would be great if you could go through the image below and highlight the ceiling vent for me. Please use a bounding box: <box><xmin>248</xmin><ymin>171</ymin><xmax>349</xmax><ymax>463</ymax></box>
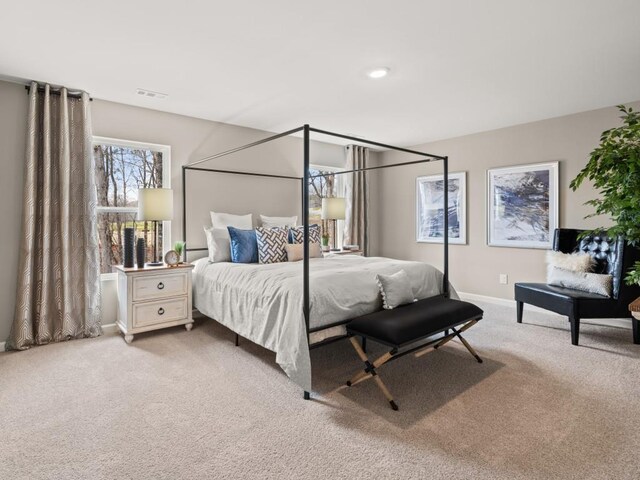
<box><xmin>136</xmin><ymin>88</ymin><xmax>168</xmax><ymax>99</ymax></box>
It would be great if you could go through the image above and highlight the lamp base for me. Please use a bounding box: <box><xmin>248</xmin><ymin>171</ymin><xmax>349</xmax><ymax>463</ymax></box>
<box><xmin>146</xmin><ymin>261</ymin><xmax>164</xmax><ymax>267</ymax></box>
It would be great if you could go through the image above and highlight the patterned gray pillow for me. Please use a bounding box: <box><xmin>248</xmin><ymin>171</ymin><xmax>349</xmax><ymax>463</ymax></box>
<box><xmin>289</xmin><ymin>224</ymin><xmax>321</xmax><ymax>244</ymax></box>
<box><xmin>548</xmin><ymin>267</ymin><xmax>612</xmax><ymax>297</ymax></box>
<box><xmin>376</xmin><ymin>270</ymin><xmax>416</xmax><ymax>309</ymax></box>
<box><xmin>255</xmin><ymin>227</ymin><xmax>288</xmax><ymax>264</ymax></box>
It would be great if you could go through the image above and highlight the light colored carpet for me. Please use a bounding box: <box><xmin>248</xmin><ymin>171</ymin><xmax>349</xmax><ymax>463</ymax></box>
<box><xmin>1</xmin><ymin>301</ymin><xmax>639</xmax><ymax>480</ymax></box>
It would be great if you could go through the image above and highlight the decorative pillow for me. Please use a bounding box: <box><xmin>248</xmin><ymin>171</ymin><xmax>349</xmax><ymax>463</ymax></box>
<box><xmin>546</xmin><ymin>251</ymin><xmax>595</xmax><ymax>282</ymax></box>
<box><xmin>285</xmin><ymin>243</ymin><xmax>323</xmax><ymax>262</ymax></box>
<box><xmin>376</xmin><ymin>270</ymin><xmax>416</xmax><ymax>310</ymax></box>
<box><xmin>548</xmin><ymin>267</ymin><xmax>613</xmax><ymax>297</ymax></box>
<box><xmin>204</xmin><ymin>226</ymin><xmax>232</xmax><ymax>263</ymax></box>
<box><xmin>227</xmin><ymin>227</ymin><xmax>258</xmax><ymax>263</ymax></box>
<box><xmin>255</xmin><ymin>227</ymin><xmax>289</xmax><ymax>264</ymax></box>
<box><xmin>210</xmin><ymin>211</ymin><xmax>253</xmax><ymax>230</ymax></box>
<box><xmin>260</xmin><ymin>214</ymin><xmax>297</xmax><ymax>228</ymax></box>
<box><xmin>289</xmin><ymin>224</ymin><xmax>321</xmax><ymax>244</ymax></box>
<box><xmin>206</xmin><ymin>212</ymin><xmax>253</xmax><ymax>263</ymax></box>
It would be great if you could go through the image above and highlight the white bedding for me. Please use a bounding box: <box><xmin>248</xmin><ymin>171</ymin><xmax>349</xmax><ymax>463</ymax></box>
<box><xmin>192</xmin><ymin>255</ymin><xmax>456</xmax><ymax>390</ymax></box>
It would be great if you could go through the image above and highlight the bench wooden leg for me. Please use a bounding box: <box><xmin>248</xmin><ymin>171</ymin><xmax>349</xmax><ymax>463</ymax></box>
<box><xmin>633</xmin><ymin>317</ymin><xmax>640</xmax><ymax>345</ymax></box>
<box><xmin>433</xmin><ymin>320</ymin><xmax>483</xmax><ymax>363</ymax></box>
<box><xmin>457</xmin><ymin>333</ymin><xmax>483</xmax><ymax>363</ymax></box>
<box><xmin>346</xmin><ymin>337</ymin><xmax>398</xmax><ymax>411</ymax></box>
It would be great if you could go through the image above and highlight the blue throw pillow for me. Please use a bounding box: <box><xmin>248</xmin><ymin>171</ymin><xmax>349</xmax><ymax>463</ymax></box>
<box><xmin>227</xmin><ymin>227</ymin><xmax>259</xmax><ymax>263</ymax></box>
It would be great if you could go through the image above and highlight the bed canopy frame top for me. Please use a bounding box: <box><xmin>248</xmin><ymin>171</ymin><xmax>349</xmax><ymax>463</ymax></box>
<box><xmin>182</xmin><ymin>125</ymin><xmax>449</xmax><ymax>397</ymax></box>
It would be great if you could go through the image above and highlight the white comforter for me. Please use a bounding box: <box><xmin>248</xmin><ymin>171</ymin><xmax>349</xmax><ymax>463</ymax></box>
<box><xmin>192</xmin><ymin>255</ymin><xmax>456</xmax><ymax>390</ymax></box>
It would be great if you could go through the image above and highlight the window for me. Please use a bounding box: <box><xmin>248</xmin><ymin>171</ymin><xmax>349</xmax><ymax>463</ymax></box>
<box><xmin>93</xmin><ymin>137</ymin><xmax>171</xmax><ymax>274</ymax></box>
<box><xmin>308</xmin><ymin>165</ymin><xmax>345</xmax><ymax>248</ymax></box>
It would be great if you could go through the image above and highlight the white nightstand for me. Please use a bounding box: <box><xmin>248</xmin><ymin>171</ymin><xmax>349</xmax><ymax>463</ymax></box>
<box><xmin>114</xmin><ymin>263</ymin><xmax>195</xmax><ymax>344</ymax></box>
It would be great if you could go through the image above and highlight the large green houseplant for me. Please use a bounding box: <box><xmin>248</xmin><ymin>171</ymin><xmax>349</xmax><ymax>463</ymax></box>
<box><xmin>570</xmin><ymin>105</ymin><xmax>640</xmax><ymax>284</ymax></box>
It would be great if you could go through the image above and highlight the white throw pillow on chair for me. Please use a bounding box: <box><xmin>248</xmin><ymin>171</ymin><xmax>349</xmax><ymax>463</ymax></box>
<box><xmin>546</xmin><ymin>251</ymin><xmax>596</xmax><ymax>282</ymax></box>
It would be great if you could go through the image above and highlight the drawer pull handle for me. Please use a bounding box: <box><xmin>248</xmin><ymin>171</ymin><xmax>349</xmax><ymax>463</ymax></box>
<box><xmin>157</xmin><ymin>282</ymin><xmax>165</xmax><ymax>290</ymax></box>
<box><xmin>158</xmin><ymin>307</ymin><xmax>165</xmax><ymax>315</ymax></box>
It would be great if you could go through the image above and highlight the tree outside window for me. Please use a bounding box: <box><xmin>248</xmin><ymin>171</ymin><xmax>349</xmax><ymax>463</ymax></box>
<box><xmin>93</xmin><ymin>138</ymin><xmax>171</xmax><ymax>273</ymax></box>
<box><xmin>308</xmin><ymin>166</ymin><xmax>344</xmax><ymax>247</ymax></box>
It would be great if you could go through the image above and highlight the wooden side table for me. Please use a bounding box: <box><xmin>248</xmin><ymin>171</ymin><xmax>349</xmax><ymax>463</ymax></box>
<box><xmin>627</xmin><ymin>297</ymin><xmax>640</xmax><ymax>344</ymax></box>
<box><xmin>114</xmin><ymin>263</ymin><xmax>195</xmax><ymax>343</ymax></box>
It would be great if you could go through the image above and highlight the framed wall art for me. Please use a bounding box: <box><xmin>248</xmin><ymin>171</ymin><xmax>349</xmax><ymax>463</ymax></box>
<box><xmin>416</xmin><ymin>171</ymin><xmax>466</xmax><ymax>244</ymax></box>
<box><xmin>487</xmin><ymin>162</ymin><xmax>559</xmax><ymax>249</ymax></box>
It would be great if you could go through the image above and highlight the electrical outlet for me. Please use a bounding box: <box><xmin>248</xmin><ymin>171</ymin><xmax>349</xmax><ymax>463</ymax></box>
<box><xmin>499</xmin><ymin>274</ymin><xmax>508</xmax><ymax>285</ymax></box>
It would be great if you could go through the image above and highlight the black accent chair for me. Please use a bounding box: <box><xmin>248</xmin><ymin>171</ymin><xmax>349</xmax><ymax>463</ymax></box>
<box><xmin>514</xmin><ymin>229</ymin><xmax>640</xmax><ymax>346</ymax></box>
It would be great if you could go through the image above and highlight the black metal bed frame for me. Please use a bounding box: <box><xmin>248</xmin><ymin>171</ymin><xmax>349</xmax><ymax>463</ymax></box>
<box><xmin>182</xmin><ymin>124</ymin><xmax>448</xmax><ymax>399</ymax></box>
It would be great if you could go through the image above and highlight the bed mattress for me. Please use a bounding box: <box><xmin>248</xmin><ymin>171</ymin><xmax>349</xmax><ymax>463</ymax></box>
<box><xmin>192</xmin><ymin>255</ymin><xmax>456</xmax><ymax>390</ymax></box>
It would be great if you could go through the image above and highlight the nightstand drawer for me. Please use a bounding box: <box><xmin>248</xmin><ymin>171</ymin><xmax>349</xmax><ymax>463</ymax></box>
<box><xmin>133</xmin><ymin>272</ymin><xmax>188</xmax><ymax>301</ymax></box>
<box><xmin>133</xmin><ymin>297</ymin><xmax>188</xmax><ymax>328</ymax></box>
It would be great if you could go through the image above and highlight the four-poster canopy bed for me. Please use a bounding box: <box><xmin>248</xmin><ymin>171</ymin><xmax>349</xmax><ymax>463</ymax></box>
<box><xmin>181</xmin><ymin>125</ymin><xmax>462</xmax><ymax>400</ymax></box>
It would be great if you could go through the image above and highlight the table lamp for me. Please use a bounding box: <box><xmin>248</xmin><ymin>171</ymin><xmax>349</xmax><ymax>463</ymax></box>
<box><xmin>321</xmin><ymin>197</ymin><xmax>346</xmax><ymax>251</ymax></box>
<box><xmin>137</xmin><ymin>188</ymin><xmax>174</xmax><ymax>266</ymax></box>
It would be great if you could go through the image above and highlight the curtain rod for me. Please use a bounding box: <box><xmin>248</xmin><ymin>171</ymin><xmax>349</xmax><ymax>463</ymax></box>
<box><xmin>25</xmin><ymin>85</ymin><xmax>92</xmax><ymax>101</ymax></box>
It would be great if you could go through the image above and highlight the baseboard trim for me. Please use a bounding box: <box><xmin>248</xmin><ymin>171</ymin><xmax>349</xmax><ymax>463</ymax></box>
<box><xmin>458</xmin><ymin>291</ymin><xmax>523</xmax><ymax>309</ymax></box>
<box><xmin>101</xmin><ymin>323</ymin><xmax>119</xmax><ymax>335</ymax></box>
<box><xmin>458</xmin><ymin>291</ymin><xmax>632</xmax><ymax>330</ymax></box>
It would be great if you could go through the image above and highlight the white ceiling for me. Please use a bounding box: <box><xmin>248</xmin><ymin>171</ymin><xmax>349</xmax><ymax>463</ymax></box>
<box><xmin>2</xmin><ymin>0</ymin><xmax>639</xmax><ymax>146</ymax></box>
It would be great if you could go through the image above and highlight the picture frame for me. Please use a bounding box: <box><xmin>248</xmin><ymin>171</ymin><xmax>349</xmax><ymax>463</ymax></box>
<box><xmin>416</xmin><ymin>171</ymin><xmax>466</xmax><ymax>244</ymax></box>
<box><xmin>487</xmin><ymin>162</ymin><xmax>559</xmax><ymax>249</ymax></box>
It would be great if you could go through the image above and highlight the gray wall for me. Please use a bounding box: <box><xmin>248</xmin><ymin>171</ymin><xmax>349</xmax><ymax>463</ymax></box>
<box><xmin>91</xmin><ymin>101</ymin><xmax>381</xmax><ymax>262</ymax></box>
<box><xmin>0</xmin><ymin>80</ymin><xmax>354</xmax><ymax>338</ymax></box>
<box><xmin>0</xmin><ymin>81</ymin><xmax>28</xmax><ymax>342</ymax></box>
<box><xmin>377</xmin><ymin>101</ymin><xmax>640</xmax><ymax>300</ymax></box>
<box><xmin>3</xmin><ymin>75</ymin><xmax>635</xmax><ymax>338</ymax></box>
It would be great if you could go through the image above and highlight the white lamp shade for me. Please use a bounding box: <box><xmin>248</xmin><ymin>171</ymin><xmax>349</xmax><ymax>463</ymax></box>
<box><xmin>137</xmin><ymin>188</ymin><xmax>174</xmax><ymax>221</ymax></box>
<box><xmin>321</xmin><ymin>197</ymin><xmax>346</xmax><ymax>220</ymax></box>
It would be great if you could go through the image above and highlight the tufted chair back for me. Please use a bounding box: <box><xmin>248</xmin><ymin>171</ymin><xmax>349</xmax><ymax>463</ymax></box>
<box><xmin>553</xmin><ymin>228</ymin><xmax>638</xmax><ymax>301</ymax></box>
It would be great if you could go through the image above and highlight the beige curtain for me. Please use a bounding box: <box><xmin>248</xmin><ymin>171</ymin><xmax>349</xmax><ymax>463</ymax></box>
<box><xmin>344</xmin><ymin>145</ymin><xmax>369</xmax><ymax>254</ymax></box>
<box><xmin>7</xmin><ymin>82</ymin><xmax>102</xmax><ymax>350</ymax></box>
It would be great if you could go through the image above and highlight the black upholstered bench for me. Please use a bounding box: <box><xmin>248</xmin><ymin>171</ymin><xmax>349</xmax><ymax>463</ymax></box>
<box><xmin>345</xmin><ymin>295</ymin><xmax>484</xmax><ymax>410</ymax></box>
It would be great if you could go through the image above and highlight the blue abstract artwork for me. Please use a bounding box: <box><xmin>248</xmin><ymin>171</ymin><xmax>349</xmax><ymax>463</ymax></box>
<box><xmin>488</xmin><ymin>163</ymin><xmax>558</xmax><ymax>248</ymax></box>
<box><xmin>416</xmin><ymin>172</ymin><xmax>466</xmax><ymax>244</ymax></box>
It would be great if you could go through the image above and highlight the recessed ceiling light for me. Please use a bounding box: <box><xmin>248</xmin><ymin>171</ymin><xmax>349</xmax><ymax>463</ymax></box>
<box><xmin>367</xmin><ymin>67</ymin><xmax>390</xmax><ymax>79</ymax></box>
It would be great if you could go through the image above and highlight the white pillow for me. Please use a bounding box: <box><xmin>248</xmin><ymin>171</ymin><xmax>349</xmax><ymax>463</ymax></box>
<box><xmin>548</xmin><ymin>267</ymin><xmax>612</xmax><ymax>297</ymax></box>
<box><xmin>204</xmin><ymin>226</ymin><xmax>232</xmax><ymax>263</ymax></box>
<box><xmin>260</xmin><ymin>215</ymin><xmax>297</xmax><ymax>228</ymax></box>
<box><xmin>546</xmin><ymin>251</ymin><xmax>595</xmax><ymax>282</ymax></box>
<box><xmin>376</xmin><ymin>270</ymin><xmax>416</xmax><ymax>310</ymax></box>
<box><xmin>210</xmin><ymin>212</ymin><xmax>253</xmax><ymax>229</ymax></box>
<box><xmin>206</xmin><ymin>212</ymin><xmax>253</xmax><ymax>263</ymax></box>
<box><xmin>285</xmin><ymin>243</ymin><xmax>322</xmax><ymax>262</ymax></box>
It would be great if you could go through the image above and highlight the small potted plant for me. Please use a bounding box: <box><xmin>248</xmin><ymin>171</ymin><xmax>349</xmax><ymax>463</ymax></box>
<box><xmin>321</xmin><ymin>233</ymin><xmax>330</xmax><ymax>252</ymax></box>
<box><xmin>173</xmin><ymin>241</ymin><xmax>185</xmax><ymax>264</ymax></box>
